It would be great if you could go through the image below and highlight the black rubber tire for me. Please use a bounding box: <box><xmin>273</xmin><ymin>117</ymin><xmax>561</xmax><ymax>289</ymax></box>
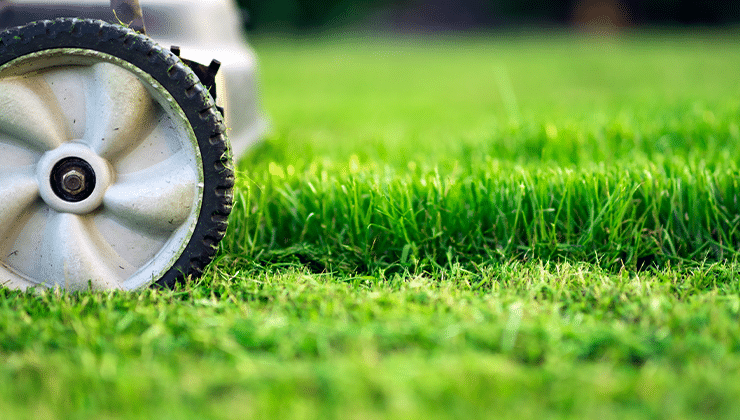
<box><xmin>0</xmin><ymin>18</ymin><xmax>234</xmax><ymax>288</ymax></box>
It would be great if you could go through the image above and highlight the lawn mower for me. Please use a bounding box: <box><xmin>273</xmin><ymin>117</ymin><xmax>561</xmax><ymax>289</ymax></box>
<box><xmin>0</xmin><ymin>0</ymin><xmax>265</xmax><ymax>290</ymax></box>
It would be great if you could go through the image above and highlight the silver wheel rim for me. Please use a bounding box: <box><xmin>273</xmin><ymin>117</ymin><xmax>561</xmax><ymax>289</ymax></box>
<box><xmin>0</xmin><ymin>49</ymin><xmax>204</xmax><ymax>291</ymax></box>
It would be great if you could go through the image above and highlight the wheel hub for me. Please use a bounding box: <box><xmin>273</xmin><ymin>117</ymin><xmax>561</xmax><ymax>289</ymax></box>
<box><xmin>36</xmin><ymin>143</ymin><xmax>112</xmax><ymax>215</ymax></box>
<box><xmin>51</xmin><ymin>157</ymin><xmax>96</xmax><ymax>202</ymax></box>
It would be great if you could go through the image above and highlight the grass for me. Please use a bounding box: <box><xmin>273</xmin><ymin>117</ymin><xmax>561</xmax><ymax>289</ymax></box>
<box><xmin>233</xmin><ymin>32</ymin><xmax>740</xmax><ymax>272</ymax></box>
<box><xmin>4</xmin><ymin>263</ymin><xmax>740</xmax><ymax>419</ymax></box>
<box><xmin>4</xmin><ymin>30</ymin><xmax>740</xmax><ymax>418</ymax></box>
<box><xmin>229</xmin><ymin>158</ymin><xmax>740</xmax><ymax>272</ymax></box>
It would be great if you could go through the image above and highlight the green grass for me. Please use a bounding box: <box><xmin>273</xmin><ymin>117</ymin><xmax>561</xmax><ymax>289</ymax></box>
<box><xmin>233</xmin><ymin>32</ymin><xmax>740</xmax><ymax>272</ymax></box>
<box><xmin>5</xmin><ymin>31</ymin><xmax>740</xmax><ymax>418</ymax></box>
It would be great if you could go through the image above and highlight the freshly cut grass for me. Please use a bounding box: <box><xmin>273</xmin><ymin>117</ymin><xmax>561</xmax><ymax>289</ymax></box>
<box><xmin>4</xmin><ymin>32</ymin><xmax>740</xmax><ymax>419</ymax></box>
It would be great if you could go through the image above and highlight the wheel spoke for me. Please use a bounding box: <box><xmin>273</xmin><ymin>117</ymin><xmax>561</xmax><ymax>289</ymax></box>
<box><xmin>92</xmin><ymin>214</ymin><xmax>167</xmax><ymax>269</ymax></box>
<box><xmin>0</xmin><ymin>139</ymin><xmax>40</xmax><ymax>169</ymax></box>
<box><xmin>43</xmin><ymin>67</ymin><xmax>90</xmax><ymax>141</ymax></box>
<box><xmin>103</xmin><ymin>151</ymin><xmax>198</xmax><ymax>235</ymax></box>
<box><xmin>85</xmin><ymin>63</ymin><xmax>157</xmax><ymax>160</ymax></box>
<box><xmin>36</xmin><ymin>212</ymin><xmax>132</xmax><ymax>290</ymax></box>
<box><xmin>1</xmin><ymin>203</ymin><xmax>45</xmax><ymax>285</ymax></box>
<box><xmin>0</xmin><ymin>77</ymin><xmax>69</xmax><ymax>152</ymax></box>
<box><xmin>113</xmin><ymin>113</ymin><xmax>186</xmax><ymax>174</ymax></box>
<box><xmin>0</xmin><ymin>168</ymin><xmax>39</xmax><ymax>240</ymax></box>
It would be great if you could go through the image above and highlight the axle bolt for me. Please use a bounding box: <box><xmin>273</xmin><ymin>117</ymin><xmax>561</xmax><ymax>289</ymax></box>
<box><xmin>50</xmin><ymin>157</ymin><xmax>96</xmax><ymax>203</ymax></box>
<box><xmin>61</xmin><ymin>169</ymin><xmax>85</xmax><ymax>195</ymax></box>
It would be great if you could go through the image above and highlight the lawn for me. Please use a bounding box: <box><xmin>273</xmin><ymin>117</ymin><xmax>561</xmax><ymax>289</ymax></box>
<box><xmin>3</xmin><ymin>30</ymin><xmax>740</xmax><ymax>419</ymax></box>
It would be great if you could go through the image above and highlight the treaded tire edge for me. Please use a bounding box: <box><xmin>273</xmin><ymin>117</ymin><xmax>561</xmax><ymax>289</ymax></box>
<box><xmin>0</xmin><ymin>18</ymin><xmax>235</xmax><ymax>289</ymax></box>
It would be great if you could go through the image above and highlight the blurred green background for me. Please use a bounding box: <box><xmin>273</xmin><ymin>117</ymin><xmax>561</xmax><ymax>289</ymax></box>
<box><xmin>237</xmin><ymin>0</ymin><xmax>740</xmax><ymax>31</ymax></box>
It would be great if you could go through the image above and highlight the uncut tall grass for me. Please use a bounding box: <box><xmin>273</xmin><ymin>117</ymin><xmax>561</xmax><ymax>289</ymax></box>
<box><xmin>226</xmin><ymin>33</ymin><xmax>740</xmax><ymax>273</ymax></box>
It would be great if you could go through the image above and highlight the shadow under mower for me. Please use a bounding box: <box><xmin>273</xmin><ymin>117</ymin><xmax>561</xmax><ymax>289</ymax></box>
<box><xmin>0</xmin><ymin>0</ymin><xmax>264</xmax><ymax>291</ymax></box>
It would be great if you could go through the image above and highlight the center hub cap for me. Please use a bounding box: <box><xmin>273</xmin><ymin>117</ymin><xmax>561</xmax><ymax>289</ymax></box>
<box><xmin>37</xmin><ymin>143</ymin><xmax>112</xmax><ymax>214</ymax></box>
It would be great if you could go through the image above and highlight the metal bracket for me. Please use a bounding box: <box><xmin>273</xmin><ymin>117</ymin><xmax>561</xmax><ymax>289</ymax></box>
<box><xmin>110</xmin><ymin>0</ymin><xmax>146</xmax><ymax>34</ymax></box>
